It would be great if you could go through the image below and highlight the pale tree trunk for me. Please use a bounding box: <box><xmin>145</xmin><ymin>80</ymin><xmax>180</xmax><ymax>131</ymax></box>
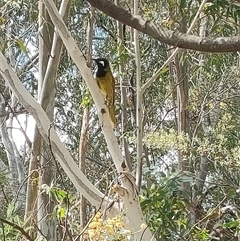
<box><xmin>8</xmin><ymin>96</ymin><xmax>25</xmax><ymax>184</ymax></box>
<box><xmin>78</xmin><ymin>6</ymin><xmax>93</xmax><ymax>235</ymax></box>
<box><xmin>25</xmin><ymin>1</ymin><xmax>72</xmax><ymax>240</ymax></box>
<box><xmin>169</xmin><ymin>54</ymin><xmax>178</xmax><ymax>128</ymax></box>
<box><xmin>25</xmin><ymin>0</ymin><xmax>53</xmax><ymax>230</ymax></box>
<box><xmin>79</xmin><ymin>107</ymin><xmax>90</xmax><ymax>237</ymax></box>
<box><xmin>37</xmin><ymin>2</ymin><xmax>55</xmax><ymax>239</ymax></box>
<box><xmin>0</xmin><ymin>93</ymin><xmax>18</xmax><ymax>180</ymax></box>
<box><xmin>129</xmin><ymin>26</ymin><xmax>136</xmax><ymax>128</ymax></box>
<box><xmin>174</xmin><ymin>17</ymin><xmax>191</xmax><ymax>238</ymax></box>
<box><xmin>195</xmin><ymin>13</ymin><xmax>209</xmax><ymax>193</ymax></box>
<box><xmin>38</xmin><ymin>1</ymin><xmax>72</xmax><ymax>239</ymax></box>
<box><xmin>134</xmin><ymin>0</ymin><xmax>143</xmax><ymax>191</ymax></box>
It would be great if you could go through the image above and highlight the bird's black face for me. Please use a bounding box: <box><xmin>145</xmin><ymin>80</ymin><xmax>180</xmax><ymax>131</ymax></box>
<box><xmin>93</xmin><ymin>58</ymin><xmax>109</xmax><ymax>77</ymax></box>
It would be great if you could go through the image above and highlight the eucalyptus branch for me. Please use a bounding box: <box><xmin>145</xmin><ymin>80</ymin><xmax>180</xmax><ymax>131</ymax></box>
<box><xmin>87</xmin><ymin>0</ymin><xmax>240</xmax><ymax>53</ymax></box>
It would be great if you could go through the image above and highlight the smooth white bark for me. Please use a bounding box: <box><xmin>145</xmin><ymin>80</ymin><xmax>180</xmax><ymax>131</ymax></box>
<box><xmin>134</xmin><ymin>0</ymin><xmax>143</xmax><ymax>191</ymax></box>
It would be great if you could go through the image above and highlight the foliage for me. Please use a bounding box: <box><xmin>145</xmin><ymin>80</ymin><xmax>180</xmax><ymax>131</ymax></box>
<box><xmin>0</xmin><ymin>202</ymin><xmax>25</xmax><ymax>241</ymax></box>
<box><xmin>141</xmin><ymin>171</ymin><xmax>190</xmax><ymax>240</ymax></box>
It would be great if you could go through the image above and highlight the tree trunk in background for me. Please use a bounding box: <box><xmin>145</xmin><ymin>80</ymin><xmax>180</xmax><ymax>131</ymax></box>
<box><xmin>25</xmin><ymin>131</ymin><xmax>41</xmax><ymax>230</ymax></box>
<box><xmin>25</xmin><ymin>1</ymin><xmax>53</xmax><ymax>232</ymax></box>
<box><xmin>25</xmin><ymin>1</ymin><xmax>71</xmax><ymax>240</ymax></box>
<box><xmin>191</xmin><ymin>12</ymin><xmax>221</xmax><ymax>224</ymax></box>
<box><xmin>0</xmin><ymin>93</ymin><xmax>18</xmax><ymax>180</ymax></box>
<box><xmin>175</xmin><ymin>51</ymin><xmax>189</xmax><ymax>171</ymax></box>
<box><xmin>175</xmin><ymin>14</ymin><xmax>189</xmax><ymax>171</ymax></box>
<box><xmin>0</xmin><ymin>20</ymin><xmax>26</xmax><ymax>206</ymax></box>
<box><xmin>115</xmin><ymin>0</ymin><xmax>132</xmax><ymax>171</ymax></box>
<box><xmin>79</xmin><ymin>107</ymin><xmax>90</xmax><ymax>237</ymax></box>
<box><xmin>190</xmin><ymin>12</ymin><xmax>208</xmax><ymax>225</ymax></box>
<box><xmin>8</xmin><ymin>96</ymin><xmax>25</xmax><ymax>184</ymax></box>
<box><xmin>37</xmin><ymin>2</ymin><xmax>56</xmax><ymax>240</ymax></box>
<box><xmin>78</xmin><ymin>7</ymin><xmax>94</xmax><ymax>237</ymax></box>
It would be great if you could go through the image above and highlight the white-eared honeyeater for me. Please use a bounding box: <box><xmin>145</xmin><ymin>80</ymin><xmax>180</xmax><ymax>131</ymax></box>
<box><xmin>93</xmin><ymin>58</ymin><xmax>116</xmax><ymax>127</ymax></box>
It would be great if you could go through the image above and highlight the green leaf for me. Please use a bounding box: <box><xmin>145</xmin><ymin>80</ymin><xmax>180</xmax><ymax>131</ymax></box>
<box><xmin>160</xmin><ymin>67</ymin><xmax>169</xmax><ymax>75</ymax></box>
<box><xmin>141</xmin><ymin>199</ymin><xmax>152</xmax><ymax>207</ymax></box>
<box><xmin>58</xmin><ymin>207</ymin><xmax>66</xmax><ymax>219</ymax></box>
<box><xmin>223</xmin><ymin>220</ymin><xmax>239</xmax><ymax>228</ymax></box>
<box><xmin>15</xmin><ymin>39</ymin><xmax>27</xmax><ymax>53</ymax></box>
<box><xmin>6</xmin><ymin>202</ymin><xmax>15</xmax><ymax>218</ymax></box>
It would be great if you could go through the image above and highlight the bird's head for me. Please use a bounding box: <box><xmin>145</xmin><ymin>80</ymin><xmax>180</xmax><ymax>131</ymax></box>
<box><xmin>93</xmin><ymin>58</ymin><xmax>110</xmax><ymax>77</ymax></box>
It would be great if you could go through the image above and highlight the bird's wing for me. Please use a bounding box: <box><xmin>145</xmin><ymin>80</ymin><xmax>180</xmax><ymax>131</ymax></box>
<box><xmin>111</xmin><ymin>73</ymin><xmax>115</xmax><ymax>105</ymax></box>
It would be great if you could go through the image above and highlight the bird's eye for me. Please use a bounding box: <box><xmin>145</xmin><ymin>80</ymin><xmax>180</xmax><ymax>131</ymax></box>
<box><xmin>99</xmin><ymin>61</ymin><xmax>104</xmax><ymax>66</ymax></box>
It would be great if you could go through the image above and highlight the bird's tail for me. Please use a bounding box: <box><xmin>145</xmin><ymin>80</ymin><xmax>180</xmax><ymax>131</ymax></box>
<box><xmin>109</xmin><ymin>106</ymin><xmax>116</xmax><ymax>128</ymax></box>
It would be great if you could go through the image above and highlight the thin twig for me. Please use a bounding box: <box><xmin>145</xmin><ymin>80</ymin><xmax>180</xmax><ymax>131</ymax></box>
<box><xmin>139</xmin><ymin>225</ymin><xmax>148</xmax><ymax>241</ymax></box>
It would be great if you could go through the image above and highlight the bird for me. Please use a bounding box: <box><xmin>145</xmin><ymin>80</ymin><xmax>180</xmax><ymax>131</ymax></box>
<box><xmin>93</xmin><ymin>58</ymin><xmax>116</xmax><ymax>127</ymax></box>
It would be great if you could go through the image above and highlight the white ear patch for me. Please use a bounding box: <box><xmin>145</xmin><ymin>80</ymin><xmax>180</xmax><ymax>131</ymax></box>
<box><xmin>99</xmin><ymin>60</ymin><xmax>105</xmax><ymax>66</ymax></box>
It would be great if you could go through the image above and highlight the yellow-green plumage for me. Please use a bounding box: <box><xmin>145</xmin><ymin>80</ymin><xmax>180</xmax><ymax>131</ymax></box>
<box><xmin>93</xmin><ymin>58</ymin><xmax>116</xmax><ymax>127</ymax></box>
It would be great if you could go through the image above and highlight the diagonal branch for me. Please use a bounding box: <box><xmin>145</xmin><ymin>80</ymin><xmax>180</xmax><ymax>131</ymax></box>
<box><xmin>0</xmin><ymin>218</ymin><xmax>34</xmax><ymax>241</ymax></box>
<box><xmin>87</xmin><ymin>0</ymin><xmax>240</xmax><ymax>53</ymax></box>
